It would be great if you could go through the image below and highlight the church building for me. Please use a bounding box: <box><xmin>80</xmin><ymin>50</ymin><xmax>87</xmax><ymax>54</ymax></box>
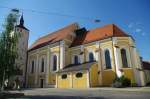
<box><xmin>25</xmin><ymin>22</ymin><xmax>146</xmax><ymax>88</ymax></box>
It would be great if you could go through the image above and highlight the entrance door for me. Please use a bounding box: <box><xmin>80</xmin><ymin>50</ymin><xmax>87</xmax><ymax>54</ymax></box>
<box><xmin>40</xmin><ymin>79</ymin><xmax>44</xmax><ymax>88</ymax></box>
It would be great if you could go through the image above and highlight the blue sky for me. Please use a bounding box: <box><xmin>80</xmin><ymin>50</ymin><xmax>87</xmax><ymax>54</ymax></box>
<box><xmin>0</xmin><ymin>0</ymin><xmax>150</xmax><ymax>61</ymax></box>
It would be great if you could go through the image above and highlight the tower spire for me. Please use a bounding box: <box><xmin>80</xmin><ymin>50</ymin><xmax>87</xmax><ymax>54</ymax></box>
<box><xmin>20</xmin><ymin>13</ymin><xmax>24</xmax><ymax>26</ymax></box>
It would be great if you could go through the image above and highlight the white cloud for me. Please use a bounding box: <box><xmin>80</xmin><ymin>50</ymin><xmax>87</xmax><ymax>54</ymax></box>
<box><xmin>141</xmin><ymin>32</ymin><xmax>146</xmax><ymax>36</ymax></box>
<box><xmin>128</xmin><ymin>23</ymin><xmax>134</xmax><ymax>28</ymax></box>
<box><xmin>128</xmin><ymin>22</ymin><xmax>146</xmax><ymax>36</ymax></box>
<box><xmin>135</xmin><ymin>28</ymin><xmax>142</xmax><ymax>33</ymax></box>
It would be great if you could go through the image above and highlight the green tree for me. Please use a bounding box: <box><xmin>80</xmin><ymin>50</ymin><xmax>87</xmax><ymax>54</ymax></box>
<box><xmin>0</xmin><ymin>9</ymin><xmax>20</xmax><ymax>91</ymax></box>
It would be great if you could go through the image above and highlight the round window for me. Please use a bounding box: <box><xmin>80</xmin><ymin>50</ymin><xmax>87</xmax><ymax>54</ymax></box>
<box><xmin>61</xmin><ymin>74</ymin><xmax>67</xmax><ymax>79</ymax></box>
<box><xmin>76</xmin><ymin>72</ymin><xmax>83</xmax><ymax>78</ymax></box>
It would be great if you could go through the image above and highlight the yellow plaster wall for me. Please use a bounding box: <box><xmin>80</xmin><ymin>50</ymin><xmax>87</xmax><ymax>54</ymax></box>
<box><xmin>57</xmin><ymin>73</ymin><xmax>71</xmax><ymax>88</ymax></box>
<box><xmin>28</xmin><ymin>75</ymin><xmax>35</xmax><ymax>87</ymax></box>
<box><xmin>102</xmin><ymin>70</ymin><xmax>116</xmax><ymax>86</ymax></box>
<box><xmin>114</xmin><ymin>37</ymin><xmax>133</xmax><ymax>68</ymax></box>
<box><xmin>48</xmin><ymin>73</ymin><xmax>56</xmax><ymax>84</ymax></box>
<box><xmin>84</xmin><ymin>44</ymin><xmax>97</xmax><ymax>62</ymax></box>
<box><xmin>57</xmin><ymin>70</ymin><xmax>88</xmax><ymax>88</ymax></box>
<box><xmin>70</xmin><ymin>48</ymin><xmax>81</xmax><ymax>56</ymax></box>
<box><xmin>115</xmin><ymin>37</ymin><xmax>136</xmax><ymax>84</ymax></box>
<box><xmin>51</xmin><ymin>46</ymin><xmax>60</xmax><ymax>52</ymax></box>
<box><xmin>72</xmin><ymin>71</ymin><xmax>88</xmax><ymax>88</ymax></box>
<box><xmin>85</xmin><ymin>44</ymin><xmax>97</xmax><ymax>49</ymax></box>
<box><xmin>69</xmin><ymin>48</ymin><xmax>81</xmax><ymax>64</ymax></box>
<box><xmin>70</xmin><ymin>44</ymin><xmax>97</xmax><ymax>64</ymax></box>
<box><xmin>100</xmin><ymin>41</ymin><xmax>115</xmax><ymax>71</ymax></box>
<box><xmin>90</xmin><ymin>64</ymin><xmax>99</xmax><ymax>87</ymax></box>
<box><xmin>65</xmin><ymin>49</ymin><xmax>71</xmax><ymax>66</ymax></box>
<box><xmin>122</xmin><ymin>68</ymin><xmax>135</xmax><ymax>84</ymax></box>
<box><xmin>100</xmin><ymin>41</ymin><xmax>116</xmax><ymax>86</ymax></box>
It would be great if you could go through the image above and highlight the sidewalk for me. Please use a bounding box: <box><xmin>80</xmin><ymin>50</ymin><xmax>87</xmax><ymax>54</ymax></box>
<box><xmin>88</xmin><ymin>87</ymin><xmax>150</xmax><ymax>93</ymax></box>
<box><xmin>2</xmin><ymin>87</ymin><xmax>150</xmax><ymax>95</ymax></box>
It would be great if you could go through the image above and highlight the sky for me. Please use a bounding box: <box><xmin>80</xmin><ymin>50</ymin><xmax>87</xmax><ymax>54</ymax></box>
<box><xmin>0</xmin><ymin>0</ymin><xmax>150</xmax><ymax>61</ymax></box>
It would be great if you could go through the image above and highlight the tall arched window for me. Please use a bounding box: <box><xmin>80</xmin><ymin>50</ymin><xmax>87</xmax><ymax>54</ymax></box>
<box><xmin>105</xmin><ymin>49</ymin><xmax>112</xmax><ymax>69</ymax></box>
<box><xmin>89</xmin><ymin>52</ymin><xmax>94</xmax><ymax>62</ymax></box>
<box><xmin>74</xmin><ymin>55</ymin><xmax>79</xmax><ymax>64</ymax></box>
<box><xmin>41</xmin><ymin>58</ymin><xmax>44</xmax><ymax>72</ymax></box>
<box><xmin>53</xmin><ymin>55</ymin><xmax>57</xmax><ymax>71</ymax></box>
<box><xmin>31</xmin><ymin>60</ymin><xmax>34</xmax><ymax>73</ymax></box>
<box><xmin>121</xmin><ymin>49</ymin><xmax>128</xmax><ymax>68</ymax></box>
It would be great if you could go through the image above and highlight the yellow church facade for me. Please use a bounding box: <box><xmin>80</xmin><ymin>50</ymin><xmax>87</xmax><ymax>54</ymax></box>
<box><xmin>26</xmin><ymin>23</ymin><xmax>146</xmax><ymax>88</ymax></box>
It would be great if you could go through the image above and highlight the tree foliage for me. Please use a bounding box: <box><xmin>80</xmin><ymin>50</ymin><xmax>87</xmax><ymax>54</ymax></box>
<box><xmin>0</xmin><ymin>9</ymin><xmax>20</xmax><ymax>91</ymax></box>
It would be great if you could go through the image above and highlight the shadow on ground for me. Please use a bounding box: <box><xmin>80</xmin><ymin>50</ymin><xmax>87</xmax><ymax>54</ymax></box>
<box><xmin>21</xmin><ymin>95</ymin><xmax>105</xmax><ymax>99</ymax></box>
<box><xmin>0</xmin><ymin>92</ymin><xmax>24</xmax><ymax>99</ymax></box>
<box><xmin>0</xmin><ymin>92</ymin><xmax>105</xmax><ymax>99</ymax></box>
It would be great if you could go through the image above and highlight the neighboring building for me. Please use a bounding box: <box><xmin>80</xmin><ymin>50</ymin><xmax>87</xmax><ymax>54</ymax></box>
<box><xmin>26</xmin><ymin>23</ymin><xmax>146</xmax><ymax>88</ymax></box>
<box><xmin>142</xmin><ymin>61</ymin><xmax>150</xmax><ymax>85</ymax></box>
<box><xmin>15</xmin><ymin>15</ymin><xmax>29</xmax><ymax>87</ymax></box>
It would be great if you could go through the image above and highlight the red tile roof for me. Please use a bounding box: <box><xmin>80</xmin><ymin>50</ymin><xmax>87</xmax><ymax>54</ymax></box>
<box><xmin>71</xmin><ymin>24</ymin><xmax>129</xmax><ymax>47</ymax></box>
<box><xmin>29</xmin><ymin>23</ymin><xmax>79</xmax><ymax>51</ymax></box>
<box><xmin>142</xmin><ymin>61</ymin><xmax>150</xmax><ymax>70</ymax></box>
<box><xmin>29</xmin><ymin>23</ymin><xmax>129</xmax><ymax>51</ymax></box>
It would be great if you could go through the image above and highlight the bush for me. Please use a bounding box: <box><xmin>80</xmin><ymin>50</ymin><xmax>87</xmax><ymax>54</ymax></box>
<box><xmin>112</xmin><ymin>75</ymin><xmax>131</xmax><ymax>88</ymax></box>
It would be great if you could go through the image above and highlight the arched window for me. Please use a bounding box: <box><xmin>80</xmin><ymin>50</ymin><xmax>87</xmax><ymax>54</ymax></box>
<box><xmin>89</xmin><ymin>52</ymin><xmax>94</xmax><ymax>62</ymax></box>
<box><xmin>105</xmin><ymin>49</ymin><xmax>112</xmax><ymax>69</ymax></box>
<box><xmin>41</xmin><ymin>58</ymin><xmax>44</xmax><ymax>72</ymax></box>
<box><xmin>53</xmin><ymin>55</ymin><xmax>57</xmax><ymax>71</ymax></box>
<box><xmin>121</xmin><ymin>49</ymin><xmax>128</xmax><ymax>68</ymax></box>
<box><xmin>74</xmin><ymin>55</ymin><xmax>79</xmax><ymax>64</ymax></box>
<box><xmin>31</xmin><ymin>60</ymin><xmax>34</xmax><ymax>73</ymax></box>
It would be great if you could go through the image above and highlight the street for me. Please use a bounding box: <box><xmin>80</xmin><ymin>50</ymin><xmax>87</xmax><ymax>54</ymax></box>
<box><xmin>3</xmin><ymin>87</ymin><xmax>150</xmax><ymax>99</ymax></box>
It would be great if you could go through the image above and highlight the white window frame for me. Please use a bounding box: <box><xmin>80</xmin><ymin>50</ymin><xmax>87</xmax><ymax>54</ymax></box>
<box><xmin>72</xmin><ymin>54</ymin><xmax>80</xmax><ymax>64</ymax></box>
<box><xmin>51</xmin><ymin>53</ymin><xmax>59</xmax><ymax>72</ymax></box>
<box><xmin>86</xmin><ymin>48</ymin><xmax>96</xmax><ymax>62</ymax></box>
<box><xmin>119</xmin><ymin>46</ymin><xmax>131</xmax><ymax>68</ymax></box>
<box><xmin>102</xmin><ymin>48</ymin><xmax>112</xmax><ymax>70</ymax></box>
<box><xmin>40</xmin><ymin>55</ymin><xmax>46</xmax><ymax>73</ymax></box>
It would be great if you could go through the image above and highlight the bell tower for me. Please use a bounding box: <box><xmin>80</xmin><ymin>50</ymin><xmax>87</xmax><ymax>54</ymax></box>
<box><xmin>15</xmin><ymin>14</ymin><xmax>29</xmax><ymax>87</ymax></box>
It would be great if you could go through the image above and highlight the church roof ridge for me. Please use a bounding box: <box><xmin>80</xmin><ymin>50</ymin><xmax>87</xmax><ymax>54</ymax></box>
<box><xmin>29</xmin><ymin>23</ymin><xmax>79</xmax><ymax>51</ymax></box>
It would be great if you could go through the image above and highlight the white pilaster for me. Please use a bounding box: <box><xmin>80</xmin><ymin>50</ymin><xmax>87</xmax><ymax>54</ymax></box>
<box><xmin>112</xmin><ymin>38</ymin><xmax>122</xmax><ymax>77</ymax></box>
<box><xmin>95</xmin><ymin>42</ymin><xmax>99</xmax><ymax>61</ymax></box>
<box><xmin>87</xmin><ymin>70</ymin><xmax>90</xmax><ymax>88</ymax></box>
<box><xmin>97</xmin><ymin>42</ymin><xmax>102</xmax><ymax>85</ymax></box>
<box><xmin>46</xmin><ymin>46</ymin><xmax>50</xmax><ymax>87</ymax></box>
<box><xmin>57</xmin><ymin>53</ymin><xmax>59</xmax><ymax>71</ymax></box>
<box><xmin>80</xmin><ymin>45</ymin><xmax>84</xmax><ymax>63</ymax></box>
<box><xmin>35</xmin><ymin>50</ymin><xmax>39</xmax><ymax>87</ymax></box>
<box><xmin>69</xmin><ymin>73</ymin><xmax>73</xmax><ymax>88</ymax></box>
<box><xmin>55</xmin><ymin>73</ymin><xmax>58</xmax><ymax>88</ymax></box>
<box><xmin>60</xmin><ymin>41</ymin><xmax>65</xmax><ymax>69</ymax></box>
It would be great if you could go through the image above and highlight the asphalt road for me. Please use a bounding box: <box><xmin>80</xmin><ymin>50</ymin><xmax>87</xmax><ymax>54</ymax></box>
<box><xmin>3</xmin><ymin>88</ymin><xmax>150</xmax><ymax>99</ymax></box>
